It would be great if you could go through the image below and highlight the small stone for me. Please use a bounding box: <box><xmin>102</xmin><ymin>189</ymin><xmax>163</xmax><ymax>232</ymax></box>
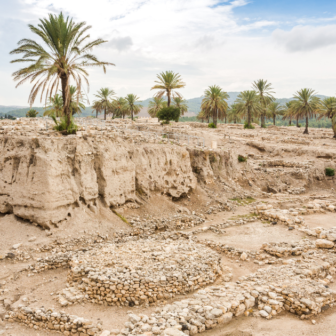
<box><xmin>240</xmin><ymin>252</ymin><xmax>248</xmax><ymax>261</ymax></box>
<box><xmin>28</xmin><ymin>236</ymin><xmax>37</xmax><ymax>242</ymax></box>
<box><xmin>12</xmin><ymin>243</ymin><xmax>22</xmax><ymax>249</ymax></box>
<box><xmin>259</xmin><ymin>310</ymin><xmax>269</xmax><ymax>318</ymax></box>
<box><xmin>316</xmin><ymin>239</ymin><xmax>334</xmax><ymax>249</ymax></box>
<box><xmin>100</xmin><ymin>331</ymin><xmax>111</xmax><ymax>336</ymax></box>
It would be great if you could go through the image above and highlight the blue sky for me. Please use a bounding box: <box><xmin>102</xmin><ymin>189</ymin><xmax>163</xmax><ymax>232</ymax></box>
<box><xmin>1</xmin><ymin>0</ymin><xmax>336</xmax><ymax>106</ymax></box>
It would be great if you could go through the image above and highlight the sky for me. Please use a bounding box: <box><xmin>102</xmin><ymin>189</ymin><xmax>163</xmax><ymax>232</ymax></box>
<box><xmin>1</xmin><ymin>0</ymin><xmax>336</xmax><ymax>106</ymax></box>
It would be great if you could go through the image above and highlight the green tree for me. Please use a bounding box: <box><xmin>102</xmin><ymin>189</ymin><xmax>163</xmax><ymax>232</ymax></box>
<box><xmin>26</xmin><ymin>109</ymin><xmax>39</xmax><ymax>117</ymax></box>
<box><xmin>69</xmin><ymin>86</ymin><xmax>86</xmax><ymax>116</ymax></box>
<box><xmin>235</xmin><ymin>91</ymin><xmax>262</xmax><ymax>128</ymax></box>
<box><xmin>151</xmin><ymin>71</ymin><xmax>185</xmax><ymax>107</ymax></box>
<box><xmin>201</xmin><ymin>85</ymin><xmax>229</xmax><ymax>128</ymax></box>
<box><xmin>43</xmin><ymin>94</ymin><xmax>63</xmax><ymax>117</ymax></box>
<box><xmin>112</xmin><ymin>97</ymin><xmax>128</xmax><ymax>119</ymax></box>
<box><xmin>93</xmin><ymin>88</ymin><xmax>115</xmax><ymax>120</ymax></box>
<box><xmin>172</xmin><ymin>97</ymin><xmax>188</xmax><ymax>117</ymax></box>
<box><xmin>291</xmin><ymin>88</ymin><xmax>321</xmax><ymax>134</ymax></box>
<box><xmin>317</xmin><ymin>97</ymin><xmax>336</xmax><ymax>138</ymax></box>
<box><xmin>252</xmin><ymin>79</ymin><xmax>275</xmax><ymax>127</ymax></box>
<box><xmin>282</xmin><ymin>101</ymin><xmax>295</xmax><ymax>126</ymax></box>
<box><xmin>92</xmin><ymin>100</ymin><xmax>102</xmax><ymax>118</ymax></box>
<box><xmin>125</xmin><ymin>94</ymin><xmax>142</xmax><ymax>120</ymax></box>
<box><xmin>10</xmin><ymin>13</ymin><xmax>113</xmax><ymax>130</ymax></box>
<box><xmin>227</xmin><ymin>103</ymin><xmax>243</xmax><ymax>124</ymax></box>
<box><xmin>157</xmin><ymin>106</ymin><xmax>180</xmax><ymax>123</ymax></box>
<box><xmin>197</xmin><ymin>110</ymin><xmax>207</xmax><ymax>123</ymax></box>
<box><xmin>148</xmin><ymin>97</ymin><xmax>167</xmax><ymax>117</ymax></box>
<box><xmin>267</xmin><ymin>102</ymin><xmax>284</xmax><ymax>125</ymax></box>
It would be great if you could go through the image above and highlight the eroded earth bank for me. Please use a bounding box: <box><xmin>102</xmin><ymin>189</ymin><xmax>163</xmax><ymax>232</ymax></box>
<box><xmin>0</xmin><ymin>118</ymin><xmax>336</xmax><ymax>336</ymax></box>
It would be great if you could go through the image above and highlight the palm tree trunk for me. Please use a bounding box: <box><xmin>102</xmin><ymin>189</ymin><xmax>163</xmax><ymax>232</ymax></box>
<box><xmin>167</xmin><ymin>92</ymin><xmax>171</xmax><ymax>107</ymax></box>
<box><xmin>247</xmin><ymin>106</ymin><xmax>252</xmax><ymax>127</ymax></box>
<box><xmin>296</xmin><ymin>116</ymin><xmax>299</xmax><ymax>127</ymax></box>
<box><xmin>213</xmin><ymin>108</ymin><xmax>218</xmax><ymax>128</ymax></box>
<box><xmin>96</xmin><ymin>110</ymin><xmax>98</xmax><ymax>118</ymax></box>
<box><xmin>289</xmin><ymin>117</ymin><xmax>291</xmax><ymax>126</ymax></box>
<box><xmin>104</xmin><ymin>108</ymin><xmax>106</xmax><ymax>120</ymax></box>
<box><xmin>273</xmin><ymin>114</ymin><xmax>276</xmax><ymax>125</ymax></box>
<box><xmin>131</xmin><ymin>108</ymin><xmax>134</xmax><ymax>121</ymax></box>
<box><xmin>332</xmin><ymin>119</ymin><xmax>336</xmax><ymax>138</ymax></box>
<box><xmin>225</xmin><ymin>116</ymin><xmax>227</xmax><ymax>124</ymax></box>
<box><xmin>61</xmin><ymin>74</ymin><xmax>70</xmax><ymax>128</ymax></box>
<box><xmin>303</xmin><ymin>115</ymin><xmax>309</xmax><ymax>134</ymax></box>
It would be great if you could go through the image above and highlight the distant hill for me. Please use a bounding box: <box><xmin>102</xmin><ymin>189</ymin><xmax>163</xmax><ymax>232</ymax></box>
<box><xmin>1</xmin><ymin>93</ymin><xmax>330</xmax><ymax>118</ymax></box>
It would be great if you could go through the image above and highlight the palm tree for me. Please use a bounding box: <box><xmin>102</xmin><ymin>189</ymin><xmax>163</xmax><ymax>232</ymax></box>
<box><xmin>92</xmin><ymin>101</ymin><xmax>102</xmax><ymax>118</ymax></box>
<box><xmin>227</xmin><ymin>103</ymin><xmax>243</xmax><ymax>124</ymax></box>
<box><xmin>197</xmin><ymin>110</ymin><xmax>206</xmax><ymax>123</ymax></box>
<box><xmin>201</xmin><ymin>85</ymin><xmax>229</xmax><ymax>127</ymax></box>
<box><xmin>69</xmin><ymin>86</ymin><xmax>86</xmax><ymax>116</ymax></box>
<box><xmin>112</xmin><ymin>97</ymin><xmax>128</xmax><ymax>119</ymax></box>
<box><xmin>10</xmin><ymin>13</ymin><xmax>114</xmax><ymax>129</ymax></box>
<box><xmin>148</xmin><ymin>97</ymin><xmax>167</xmax><ymax>117</ymax></box>
<box><xmin>43</xmin><ymin>94</ymin><xmax>63</xmax><ymax>117</ymax></box>
<box><xmin>125</xmin><ymin>94</ymin><xmax>142</xmax><ymax>120</ymax></box>
<box><xmin>252</xmin><ymin>79</ymin><xmax>275</xmax><ymax>127</ymax></box>
<box><xmin>317</xmin><ymin>97</ymin><xmax>336</xmax><ymax>138</ymax></box>
<box><xmin>267</xmin><ymin>102</ymin><xmax>284</xmax><ymax>125</ymax></box>
<box><xmin>291</xmin><ymin>88</ymin><xmax>321</xmax><ymax>134</ymax></box>
<box><xmin>282</xmin><ymin>101</ymin><xmax>295</xmax><ymax>126</ymax></box>
<box><xmin>235</xmin><ymin>91</ymin><xmax>262</xmax><ymax>128</ymax></box>
<box><xmin>172</xmin><ymin>97</ymin><xmax>188</xmax><ymax>117</ymax></box>
<box><xmin>93</xmin><ymin>88</ymin><xmax>115</xmax><ymax>120</ymax></box>
<box><xmin>151</xmin><ymin>71</ymin><xmax>185</xmax><ymax>107</ymax></box>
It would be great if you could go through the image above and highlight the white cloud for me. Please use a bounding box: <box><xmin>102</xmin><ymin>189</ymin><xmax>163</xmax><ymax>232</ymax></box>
<box><xmin>105</xmin><ymin>36</ymin><xmax>133</xmax><ymax>52</ymax></box>
<box><xmin>1</xmin><ymin>0</ymin><xmax>336</xmax><ymax>105</ymax></box>
<box><xmin>273</xmin><ymin>25</ymin><xmax>336</xmax><ymax>52</ymax></box>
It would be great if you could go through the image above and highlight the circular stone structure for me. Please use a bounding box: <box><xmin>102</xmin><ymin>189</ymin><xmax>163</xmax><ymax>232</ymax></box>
<box><xmin>68</xmin><ymin>239</ymin><xmax>222</xmax><ymax>306</ymax></box>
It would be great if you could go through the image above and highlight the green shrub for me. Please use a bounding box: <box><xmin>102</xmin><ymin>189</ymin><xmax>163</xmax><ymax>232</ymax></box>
<box><xmin>157</xmin><ymin>106</ymin><xmax>180</xmax><ymax>123</ymax></box>
<box><xmin>261</xmin><ymin>124</ymin><xmax>267</xmax><ymax>128</ymax></box>
<box><xmin>325</xmin><ymin>168</ymin><xmax>335</xmax><ymax>177</ymax></box>
<box><xmin>238</xmin><ymin>155</ymin><xmax>247</xmax><ymax>162</ymax></box>
<box><xmin>208</xmin><ymin>123</ymin><xmax>216</xmax><ymax>128</ymax></box>
<box><xmin>52</xmin><ymin>115</ymin><xmax>78</xmax><ymax>134</ymax></box>
<box><xmin>244</xmin><ymin>122</ymin><xmax>255</xmax><ymax>129</ymax></box>
<box><xmin>26</xmin><ymin>109</ymin><xmax>39</xmax><ymax>118</ymax></box>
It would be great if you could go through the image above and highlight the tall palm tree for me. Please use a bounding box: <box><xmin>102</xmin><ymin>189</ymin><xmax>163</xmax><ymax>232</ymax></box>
<box><xmin>252</xmin><ymin>79</ymin><xmax>275</xmax><ymax>127</ymax></box>
<box><xmin>236</xmin><ymin>91</ymin><xmax>262</xmax><ymax>128</ymax></box>
<box><xmin>10</xmin><ymin>13</ymin><xmax>114</xmax><ymax>128</ymax></box>
<box><xmin>201</xmin><ymin>85</ymin><xmax>229</xmax><ymax>127</ymax></box>
<box><xmin>291</xmin><ymin>88</ymin><xmax>321</xmax><ymax>134</ymax></box>
<box><xmin>148</xmin><ymin>97</ymin><xmax>167</xmax><ymax>117</ymax></box>
<box><xmin>282</xmin><ymin>101</ymin><xmax>295</xmax><ymax>126</ymax></box>
<box><xmin>267</xmin><ymin>102</ymin><xmax>284</xmax><ymax>125</ymax></box>
<box><xmin>151</xmin><ymin>71</ymin><xmax>185</xmax><ymax>107</ymax></box>
<box><xmin>125</xmin><ymin>94</ymin><xmax>142</xmax><ymax>120</ymax></box>
<box><xmin>92</xmin><ymin>100</ymin><xmax>102</xmax><ymax>118</ymax></box>
<box><xmin>172</xmin><ymin>97</ymin><xmax>188</xmax><ymax>116</ymax></box>
<box><xmin>43</xmin><ymin>94</ymin><xmax>63</xmax><ymax>117</ymax></box>
<box><xmin>93</xmin><ymin>88</ymin><xmax>115</xmax><ymax>120</ymax></box>
<box><xmin>317</xmin><ymin>97</ymin><xmax>336</xmax><ymax>138</ymax></box>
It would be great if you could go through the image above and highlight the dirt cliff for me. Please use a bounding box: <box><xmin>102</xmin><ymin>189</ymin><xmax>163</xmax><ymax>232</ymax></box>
<box><xmin>0</xmin><ymin>135</ymin><xmax>196</xmax><ymax>227</ymax></box>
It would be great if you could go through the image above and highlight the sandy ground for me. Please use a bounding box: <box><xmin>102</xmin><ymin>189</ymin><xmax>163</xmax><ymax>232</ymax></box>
<box><xmin>1</xmin><ymin>211</ymin><xmax>336</xmax><ymax>336</ymax></box>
